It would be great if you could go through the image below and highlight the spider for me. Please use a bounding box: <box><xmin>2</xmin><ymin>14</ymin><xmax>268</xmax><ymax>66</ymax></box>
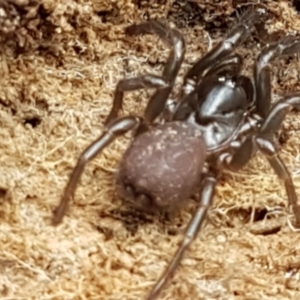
<box><xmin>53</xmin><ymin>9</ymin><xmax>300</xmax><ymax>300</ymax></box>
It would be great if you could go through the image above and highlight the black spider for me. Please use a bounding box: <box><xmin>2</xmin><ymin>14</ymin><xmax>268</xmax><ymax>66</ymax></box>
<box><xmin>53</xmin><ymin>9</ymin><xmax>300</xmax><ymax>300</ymax></box>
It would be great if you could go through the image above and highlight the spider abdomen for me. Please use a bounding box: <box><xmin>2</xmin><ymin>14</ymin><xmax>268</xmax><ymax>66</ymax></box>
<box><xmin>116</xmin><ymin>121</ymin><xmax>207</xmax><ymax>212</ymax></box>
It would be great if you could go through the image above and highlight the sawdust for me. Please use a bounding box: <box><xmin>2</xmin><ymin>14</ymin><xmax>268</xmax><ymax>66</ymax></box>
<box><xmin>1</xmin><ymin>0</ymin><xmax>300</xmax><ymax>299</ymax></box>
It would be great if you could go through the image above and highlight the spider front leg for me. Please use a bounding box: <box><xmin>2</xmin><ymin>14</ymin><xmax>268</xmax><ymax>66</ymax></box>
<box><xmin>105</xmin><ymin>20</ymin><xmax>185</xmax><ymax>125</ymax></box>
<box><xmin>183</xmin><ymin>8</ymin><xmax>261</xmax><ymax>91</ymax></box>
<box><xmin>52</xmin><ymin>116</ymin><xmax>141</xmax><ymax>225</ymax></box>
<box><xmin>255</xmin><ymin>95</ymin><xmax>300</xmax><ymax>226</ymax></box>
<box><xmin>147</xmin><ymin>176</ymin><xmax>217</xmax><ymax>300</ymax></box>
<box><xmin>253</xmin><ymin>36</ymin><xmax>300</xmax><ymax>225</ymax></box>
<box><xmin>255</xmin><ymin>36</ymin><xmax>300</xmax><ymax>117</ymax></box>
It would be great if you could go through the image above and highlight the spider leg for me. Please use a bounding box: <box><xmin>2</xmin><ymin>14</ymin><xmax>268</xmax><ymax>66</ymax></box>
<box><xmin>255</xmin><ymin>135</ymin><xmax>300</xmax><ymax>226</ymax></box>
<box><xmin>105</xmin><ymin>75</ymin><xmax>168</xmax><ymax>125</ymax></box>
<box><xmin>105</xmin><ymin>20</ymin><xmax>185</xmax><ymax>125</ymax></box>
<box><xmin>228</xmin><ymin>137</ymin><xmax>255</xmax><ymax>170</ymax></box>
<box><xmin>52</xmin><ymin>116</ymin><xmax>141</xmax><ymax>225</ymax></box>
<box><xmin>236</xmin><ymin>75</ymin><xmax>254</xmax><ymax>104</ymax></box>
<box><xmin>224</xmin><ymin>95</ymin><xmax>300</xmax><ymax>225</ymax></box>
<box><xmin>255</xmin><ymin>95</ymin><xmax>300</xmax><ymax>226</ymax></box>
<box><xmin>227</xmin><ymin>132</ymin><xmax>300</xmax><ymax>228</ymax></box>
<box><xmin>260</xmin><ymin>95</ymin><xmax>300</xmax><ymax>134</ymax></box>
<box><xmin>125</xmin><ymin>20</ymin><xmax>185</xmax><ymax>81</ymax></box>
<box><xmin>254</xmin><ymin>36</ymin><xmax>300</xmax><ymax>117</ymax></box>
<box><xmin>250</xmin><ymin>35</ymin><xmax>300</xmax><ymax>224</ymax></box>
<box><xmin>184</xmin><ymin>8</ymin><xmax>260</xmax><ymax>88</ymax></box>
<box><xmin>146</xmin><ymin>176</ymin><xmax>217</xmax><ymax>300</ymax></box>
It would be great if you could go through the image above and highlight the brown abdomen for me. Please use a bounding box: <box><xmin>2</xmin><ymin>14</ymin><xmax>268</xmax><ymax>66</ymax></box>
<box><xmin>116</xmin><ymin>121</ymin><xmax>207</xmax><ymax>212</ymax></box>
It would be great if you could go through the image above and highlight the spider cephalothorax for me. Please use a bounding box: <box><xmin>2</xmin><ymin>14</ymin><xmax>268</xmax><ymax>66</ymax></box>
<box><xmin>53</xmin><ymin>8</ymin><xmax>300</xmax><ymax>300</ymax></box>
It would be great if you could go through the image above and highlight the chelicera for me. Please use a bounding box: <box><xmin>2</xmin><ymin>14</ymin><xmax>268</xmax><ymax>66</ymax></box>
<box><xmin>53</xmin><ymin>9</ymin><xmax>300</xmax><ymax>300</ymax></box>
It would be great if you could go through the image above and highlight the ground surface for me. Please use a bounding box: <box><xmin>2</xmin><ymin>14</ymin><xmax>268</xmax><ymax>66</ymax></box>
<box><xmin>1</xmin><ymin>0</ymin><xmax>300</xmax><ymax>299</ymax></box>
